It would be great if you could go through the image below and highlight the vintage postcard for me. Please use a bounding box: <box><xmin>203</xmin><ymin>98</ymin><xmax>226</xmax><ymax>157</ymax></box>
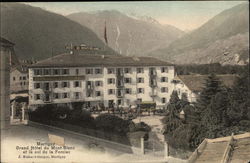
<box><xmin>0</xmin><ymin>1</ymin><xmax>249</xmax><ymax>163</ymax></box>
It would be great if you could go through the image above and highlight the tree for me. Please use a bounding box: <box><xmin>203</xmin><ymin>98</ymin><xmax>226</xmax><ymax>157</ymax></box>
<box><xmin>169</xmin><ymin>90</ymin><xmax>180</xmax><ymax>105</ymax></box>
<box><xmin>196</xmin><ymin>73</ymin><xmax>222</xmax><ymax>117</ymax></box>
<box><xmin>162</xmin><ymin>91</ymin><xmax>184</xmax><ymax>146</ymax></box>
<box><xmin>227</xmin><ymin>68</ymin><xmax>250</xmax><ymax>131</ymax></box>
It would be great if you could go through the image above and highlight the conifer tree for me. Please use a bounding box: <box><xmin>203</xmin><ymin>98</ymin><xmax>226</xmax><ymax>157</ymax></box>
<box><xmin>196</xmin><ymin>73</ymin><xmax>222</xmax><ymax>119</ymax></box>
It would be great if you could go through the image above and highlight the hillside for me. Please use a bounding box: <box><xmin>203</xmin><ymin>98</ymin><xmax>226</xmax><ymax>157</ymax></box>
<box><xmin>0</xmin><ymin>3</ymin><xmax>116</xmax><ymax>60</ymax></box>
<box><xmin>149</xmin><ymin>3</ymin><xmax>249</xmax><ymax>65</ymax></box>
<box><xmin>67</xmin><ymin>10</ymin><xmax>184</xmax><ymax>56</ymax></box>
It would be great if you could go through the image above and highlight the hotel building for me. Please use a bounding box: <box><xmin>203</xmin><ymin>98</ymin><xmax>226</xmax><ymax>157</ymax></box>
<box><xmin>28</xmin><ymin>53</ymin><xmax>175</xmax><ymax>109</ymax></box>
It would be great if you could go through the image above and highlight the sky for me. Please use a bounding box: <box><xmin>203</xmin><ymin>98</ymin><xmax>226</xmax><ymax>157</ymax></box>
<box><xmin>26</xmin><ymin>1</ymin><xmax>246</xmax><ymax>31</ymax></box>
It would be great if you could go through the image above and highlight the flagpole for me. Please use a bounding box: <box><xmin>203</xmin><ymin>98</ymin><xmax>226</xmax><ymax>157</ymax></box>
<box><xmin>104</xmin><ymin>20</ymin><xmax>108</xmax><ymax>53</ymax></box>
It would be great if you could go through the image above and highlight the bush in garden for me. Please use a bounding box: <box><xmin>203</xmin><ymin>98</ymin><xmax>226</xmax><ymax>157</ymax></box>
<box><xmin>95</xmin><ymin>114</ymin><xmax>131</xmax><ymax>135</ymax></box>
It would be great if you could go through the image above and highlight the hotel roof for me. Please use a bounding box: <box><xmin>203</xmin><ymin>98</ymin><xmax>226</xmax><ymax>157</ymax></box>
<box><xmin>30</xmin><ymin>53</ymin><xmax>174</xmax><ymax>68</ymax></box>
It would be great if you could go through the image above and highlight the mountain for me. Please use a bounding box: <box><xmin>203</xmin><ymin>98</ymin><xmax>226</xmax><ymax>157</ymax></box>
<box><xmin>149</xmin><ymin>3</ymin><xmax>249</xmax><ymax>65</ymax></box>
<box><xmin>0</xmin><ymin>3</ymin><xmax>116</xmax><ymax>60</ymax></box>
<box><xmin>67</xmin><ymin>10</ymin><xmax>184</xmax><ymax>56</ymax></box>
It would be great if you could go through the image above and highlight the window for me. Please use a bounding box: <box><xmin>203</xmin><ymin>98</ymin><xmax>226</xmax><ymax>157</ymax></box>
<box><xmin>34</xmin><ymin>83</ymin><xmax>40</xmax><ymax>89</ymax></box>
<box><xmin>34</xmin><ymin>69</ymin><xmax>42</xmax><ymax>75</ymax></box>
<box><xmin>137</xmin><ymin>78</ymin><xmax>144</xmax><ymax>83</ymax></box>
<box><xmin>162</xmin><ymin>98</ymin><xmax>166</xmax><ymax>103</ymax></box>
<box><xmin>19</xmin><ymin>76</ymin><xmax>22</xmax><ymax>80</ymax></box>
<box><xmin>63</xmin><ymin>69</ymin><xmax>69</xmax><ymax>75</ymax></box>
<box><xmin>107</xmin><ymin>68</ymin><xmax>115</xmax><ymax>74</ymax></box>
<box><xmin>117</xmin><ymin>68</ymin><xmax>123</xmax><ymax>75</ymax></box>
<box><xmin>108</xmin><ymin>89</ymin><xmax>115</xmax><ymax>95</ymax></box>
<box><xmin>35</xmin><ymin>94</ymin><xmax>41</xmax><ymax>100</ymax></box>
<box><xmin>54</xmin><ymin>93</ymin><xmax>59</xmax><ymax>99</ymax></box>
<box><xmin>117</xmin><ymin>99</ymin><xmax>122</xmax><ymax>105</ymax></box>
<box><xmin>22</xmin><ymin>76</ymin><xmax>26</xmax><ymax>80</ymax></box>
<box><xmin>136</xmin><ymin>68</ymin><xmax>144</xmax><ymax>73</ymax></box>
<box><xmin>161</xmin><ymin>77</ymin><xmax>168</xmax><ymax>82</ymax></box>
<box><xmin>108</xmin><ymin>100</ymin><xmax>114</xmax><ymax>107</ymax></box>
<box><xmin>149</xmin><ymin>68</ymin><xmax>156</xmax><ymax>75</ymax></box>
<box><xmin>62</xmin><ymin>82</ymin><xmax>69</xmax><ymax>88</ymax></box>
<box><xmin>95</xmin><ymin>81</ymin><xmax>103</xmax><ymax>86</ymax></box>
<box><xmin>76</xmin><ymin>69</ymin><xmax>79</xmax><ymax>75</ymax></box>
<box><xmin>74</xmin><ymin>81</ymin><xmax>81</xmax><ymax>87</ymax></box>
<box><xmin>44</xmin><ymin>69</ymin><xmax>51</xmax><ymax>75</ymax></box>
<box><xmin>95</xmin><ymin>68</ymin><xmax>102</xmax><ymax>74</ymax></box>
<box><xmin>53</xmin><ymin>69</ymin><xmax>60</xmax><ymax>75</ymax></box>
<box><xmin>125</xmin><ymin>88</ymin><xmax>132</xmax><ymax>94</ymax></box>
<box><xmin>86</xmin><ymin>81</ymin><xmax>93</xmax><ymax>89</ymax></box>
<box><xmin>161</xmin><ymin>67</ymin><xmax>168</xmax><ymax>73</ymax></box>
<box><xmin>13</xmin><ymin>77</ymin><xmax>15</xmax><ymax>81</ymax></box>
<box><xmin>54</xmin><ymin>82</ymin><xmax>59</xmax><ymax>88</ymax></box>
<box><xmin>117</xmin><ymin>79</ymin><xmax>123</xmax><ymax>87</ymax></box>
<box><xmin>161</xmin><ymin>87</ymin><xmax>168</xmax><ymax>93</ymax></box>
<box><xmin>20</xmin><ymin>82</ymin><xmax>23</xmax><ymax>86</ymax></box>
<box><xmin>107</xmin><ymin>78</ymin><xmax>115</xmax><ymax>84</ymax></box>
<box><xmin>150</xmin><ymin>79</ymin><xmax>156</xmax><ymax>86</ymax></box>
<box><xmin>125</xmin><ymin>78</ymin><xmax>131</xmax><ymax>84</ymax></box>
<box><xmin>137</xmin><ymin>88</ymin><xmax>144</xmax><ymax>94</ymax></box>
<box><xmin>74</xmin><ymin>92</ymin><xmax>80</xmax><ymax>99</ymax></box>
<box><xmin>23</xmin><ymin>82</ymin><xmax>26</xmax><ymax>85</ymax></box>
<box><xmin>86</xmin><ymin>69</ymin><xmax>93</xmax><ymax>74</ymax></box>
<box><xmin>63</xmin><ymin>93</ymin><xmax>68</xmax><ymax>98</ymax></box>
<box><xmin>44</xmin><ymin>93</ymin><xmax>50</xmax><ymax>102</ymax></box>
<box><xmin>96</xmin><ymin>91</ymin><xmax>101</xmax><ymax>97</ymax></box>
<box><xmin>124</xmin><ymin>68</ymin><xmax>131</xmax><ymax>74</ymax></box>
<box><xmin>44</xmin><ymin>82</ymin><xmax>50</xmax><ymax>90</ymax></box>
<box><xmin>117</xmin><ymin>89</ymin><xmax>123</xmax><ymax>97</ymax></box>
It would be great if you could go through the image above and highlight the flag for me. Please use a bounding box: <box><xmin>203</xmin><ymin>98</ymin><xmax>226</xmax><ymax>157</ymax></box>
<box><xmin>104</xmin><ymin>21</ymin><xmax>108</xmax><ymax>44</ymax></box>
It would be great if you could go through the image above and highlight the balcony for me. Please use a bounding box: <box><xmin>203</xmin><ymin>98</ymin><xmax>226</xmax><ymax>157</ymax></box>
<box><xmin>86</xmin><ymin>82</ymin><xmax>94</xmax><ymax>90</ymax></box>
<box><xmin>116</xmin><ymin>80</ymin><xmax>124</xmax><ymax>88</ymax></box>
<box><xmin>43</xmin><ymin>84</ymin><xmax>52</xmax><ymax>93</ymax></box>
<box><xmin>149</xmin><ymin>81</ymin><xmax>157</xmax><ymax>87</ymax></box>
<box><xmin>116</xmin><ymin>90</ymin><xmax>124</xmax><ymax>98</ymax></box>
<box><xmin>149</xmin><ymin>70</ymin><xmax>157</xmax><ymax>78</ymax></box>
<box><xmin>44</xmin><ymin>93</ymin><xmax>52</xmax><ymax>103</ymax></box>
<box><xmin>116</xmin><ymin>69</ymin><xmax>124</xmax><ymax>79</ymax></box>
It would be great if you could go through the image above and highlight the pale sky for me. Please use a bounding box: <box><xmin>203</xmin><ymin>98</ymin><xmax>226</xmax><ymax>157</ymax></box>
<box><xmin>25</xmin><ymin>1</ymin><xmax>246</xmax><ymax>31</ymax></box>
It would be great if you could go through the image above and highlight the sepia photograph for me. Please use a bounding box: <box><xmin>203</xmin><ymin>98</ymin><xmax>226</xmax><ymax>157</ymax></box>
<box><xmin>0</xmin><ymin>1</ymin><xmax>249</xmax><ymax>163</ymax></box>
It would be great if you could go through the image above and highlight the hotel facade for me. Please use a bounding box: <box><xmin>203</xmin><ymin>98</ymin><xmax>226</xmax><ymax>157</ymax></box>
<box><xmin>28</xmin><ymin>53</ymin><xmax>175</xmax><ymax>109</ymax></box>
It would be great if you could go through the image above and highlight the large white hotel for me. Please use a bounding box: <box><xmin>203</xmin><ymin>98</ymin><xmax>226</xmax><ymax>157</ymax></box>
<box><xmin>28</xmin><ymin>52</ymin><xmax>175</xmax><ymax>109</ymax></box>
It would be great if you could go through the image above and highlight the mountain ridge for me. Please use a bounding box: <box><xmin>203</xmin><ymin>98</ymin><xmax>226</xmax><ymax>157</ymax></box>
<box><xmin>67</xmin><ymin>10</ymin><xmax>184</xmax><ymax>56</ymax></box>
<box><xmin>0</xmin><ymin>3</ymin><xmax>116</xmax><ymax>61</ymax></box>
<box><xmin>149</xmin><ymin>3</ymin><xmax>249</xmax><ymax>65</ymax></box>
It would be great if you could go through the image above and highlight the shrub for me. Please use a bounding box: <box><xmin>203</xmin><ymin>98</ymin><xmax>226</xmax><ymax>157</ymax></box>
<box><xmin>66</xmin><ymin>109</ymin><xmax>95</xmax><ymax>128</ymax></box>
<box><xmin>95</xmin><ymin>114</ymin><xmax>131</xmax><ymax>135</ymax></box>
<box><xmin>129</xmin><ymin>122</ymin><xmax>151</xmax><ymax>132</ymax></box>
<box><xmin>29</xmin><ymin>104</ymin><xmax>55</xmax><ymax>123</ymax></box>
